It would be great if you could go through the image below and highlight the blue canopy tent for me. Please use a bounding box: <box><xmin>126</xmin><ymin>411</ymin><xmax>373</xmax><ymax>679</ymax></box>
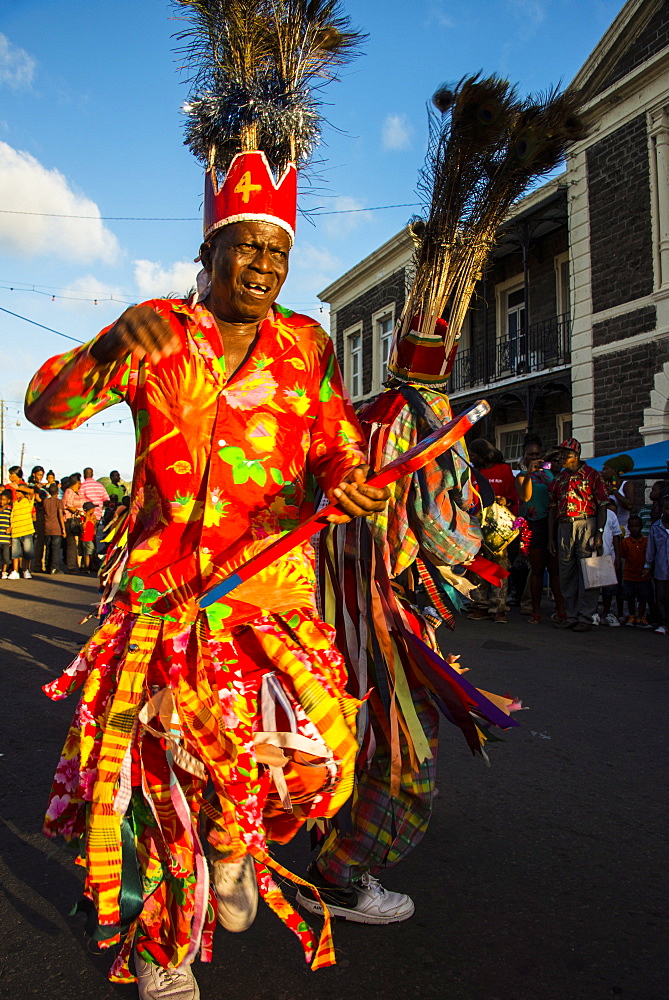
<box><xmin>589</xmin><ymin>440</ymin><xmax>669</xmax><ymax>479</ymax></box>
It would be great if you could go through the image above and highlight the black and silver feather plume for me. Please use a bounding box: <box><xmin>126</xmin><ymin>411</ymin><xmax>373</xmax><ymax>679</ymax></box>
<box><xmin>173</xmin><ymin>0</ymin><xmax>365</xmax><ymax>179</ymax></box>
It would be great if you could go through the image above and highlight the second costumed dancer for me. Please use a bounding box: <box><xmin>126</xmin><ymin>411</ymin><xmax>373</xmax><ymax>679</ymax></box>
<box><xmin>298</xmin><ymin>74</ymin><xmax>586</xmax><ymax>922</ymax></box>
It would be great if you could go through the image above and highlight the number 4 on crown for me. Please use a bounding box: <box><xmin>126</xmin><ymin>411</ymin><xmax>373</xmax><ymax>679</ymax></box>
<box><xmin>234</xmin><ymin>171</ymin><xmax>262</xmax><ymax>203</ymax></box>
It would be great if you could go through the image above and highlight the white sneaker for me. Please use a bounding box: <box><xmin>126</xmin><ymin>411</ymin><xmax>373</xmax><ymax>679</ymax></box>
<box><xmin>655</xmin><ymin>625</ymin><xmax>668</xmax><ymax>635</ymax></box>
<box><xmin>297</xmin><ymin>872</ymin><xmax>415</xmax><ymax>925</ymax></box>
<box><xmin>1</xmin><ymin>572</ymin><xmax>7</xmax><ymax>579</ymax></box>
<box><xmin>603</xmin><ymin>613</ymin><xmax>620</xmax><ymax>627</ymax></box>
<box><xmin>591</xmin><ymin>613</ymin><xmax>600</xmax><ymax>626</ymax></box>
<box><xmin>135</xmin><ymin>950</ymin><xmax>199</xmax><ymax>1000</ymax></box>
<box><xmin>7</xmin><ymin>570</ymin><xmax>20</xmax><ymax>580</ymax></box>
<box><xmin>22</xmin><ymin>570</ymin><xmax>32</xmax><ymax>579</ymax></box>
<box><xmin>211</xmin><ymin>853</ymin><xmax>258</xmax><ymax>932</ymax></box>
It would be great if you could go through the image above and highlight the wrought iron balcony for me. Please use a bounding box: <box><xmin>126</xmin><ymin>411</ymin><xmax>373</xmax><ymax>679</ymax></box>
<box><xmin>448</xmin><ymin>313</ymin><xmax>571</xmax><ymax>393</ymax></box>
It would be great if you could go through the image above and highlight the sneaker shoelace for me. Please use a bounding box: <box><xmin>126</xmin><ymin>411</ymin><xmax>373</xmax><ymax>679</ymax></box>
<box><xmin>156</xmin><ymin>967</ymin><xmax>190</xmax><ymax>986</ymax></box>
<box><xmin>360</xmin><ymin>873</ymin><xmax>385</xmax><ymax>896</ymax></box>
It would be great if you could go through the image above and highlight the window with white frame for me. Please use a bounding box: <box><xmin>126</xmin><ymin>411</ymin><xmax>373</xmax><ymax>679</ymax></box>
<box><xmin>495</xmin><ymin>421</ymin><xmax>527</xmax><ymax>466</ymax></box>
<box><xmin>345</xmin><ymin>325</ymin><xmax>363</xmax><ymax>400</ymax></box>
<box><xmin>372</xmin><ymin>305</ymin><xmax>395</xmax><ymax>392</ymax></box>
<box><xmin>457</xmin><ymin>309</ymin><xmax>472</xmax><ymax>354</ymax></box>
<box><xmin>556</xmin><ymin>412</ymin><xmax>573</xmax><ymax>442</ymax></box>
<box><xmin>506</xmin><ymin>287</ymin><xmax>526</xmax><ymax>367</ymax></box>
<box><xmin>555</xmin><ymin>253</ymin><xmax>570</xmax><ymax>319</ymax></box>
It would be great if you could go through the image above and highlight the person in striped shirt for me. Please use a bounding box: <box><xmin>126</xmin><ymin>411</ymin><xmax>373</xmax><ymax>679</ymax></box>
<box><xmin>0</xmin><ymin>489</ymin><xmax>12</xmax><ymax>578</ymax></box>
<box><xmin>80</xmin><ymin>467</ymin><xmax>110</xmax><ymax>520</ymax></box>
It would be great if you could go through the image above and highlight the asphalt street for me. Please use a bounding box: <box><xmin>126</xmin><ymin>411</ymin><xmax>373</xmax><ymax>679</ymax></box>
<box><xmin>0</xmin><ymin>574</ymin><xmax>666</xmax><ymax>1000</ymax></box>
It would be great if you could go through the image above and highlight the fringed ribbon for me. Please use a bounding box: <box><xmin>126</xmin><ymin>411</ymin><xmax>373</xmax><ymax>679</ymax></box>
<box><xmin>416</xmin><ymin>557</ymin><xmax>456</xmax><ymax>628</ymax></box>
<box><xmin>248</xmin><ymin>848</ymin><xmax>336</xmax><ymax>970</ymax></box>
<box><xmin>86</xmin><ymin>614</ymin><xmax>162</xmax><ymax>937</ymax></box>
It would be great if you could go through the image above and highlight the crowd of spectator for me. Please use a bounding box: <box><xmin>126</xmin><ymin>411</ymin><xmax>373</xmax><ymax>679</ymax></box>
<box><xmin>0</xmin><ymin>465</ymin><xmax>131</xmax><ymax>579</ymax></box>
<box><xmin>3</xmin><ymin>451</ymin><xmax>669</xmax><ymax>637</ymax></box>
<box><xmin>463</xmin><ymin>435</ymin><xmax>669</xmax><ymax>636</ymax></box>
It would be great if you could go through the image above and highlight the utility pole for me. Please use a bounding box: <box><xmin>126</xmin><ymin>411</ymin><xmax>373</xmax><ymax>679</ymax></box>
<box><xmin>20</xmin><ymin>441</ymin><xmax>25</xmax><ymax>470</ymax></box>
<box><xmin>0</xmin><ymin>399</ymin><xmax>4</xmax><ymax>483</ymax></box>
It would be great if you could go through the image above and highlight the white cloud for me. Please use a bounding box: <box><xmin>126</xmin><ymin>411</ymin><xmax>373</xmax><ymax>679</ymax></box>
<box><xmin>425</xmin><ymin>3</ymin><xmax>455</xmax><ymax>28</ymax></box>
<box><xmin>291</xmin><ymin>243</ymin><xmax>340</xmax><ymax>275</ymax></box>
<box><xmin>508</xmin><ymin>0</ymin><xmax>546</xmax><ymax>35</ymax></box>
<box><xmin>0</xmin><ymin>34</ymin><xmax>35</xmax><ymax>89</ymax></box>
<box><xmin>275</xmin><ymin>243</ymin><xmax>340</xmax><ymax>326</ymax></box>
<box><xmin>134</xmin><ymin>259</ymin><xmax>200</xmax><ymax>300</ymax></box>
<box><xmin>0</xmin><ymin>142</ymin><xmax>120</xmax><ymax>263</ymax></box>
<box><xmin>321</xmin><ymin>196</ymin><xmax>373</xmax><ymax>238</ymax></box>
<box><xmin>290</xmin><ymin>242</ymin><xmax>340</xmax><ymax>292</ymax></box>
<box><xmin>382</xmin><ymin>113</ymin><xmax>414</xmax><ymax>152</ymax></box>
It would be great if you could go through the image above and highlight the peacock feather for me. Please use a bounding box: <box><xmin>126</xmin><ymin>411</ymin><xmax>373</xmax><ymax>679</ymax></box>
<box><xmin>398</xmin><ymin>74</ymin><xmax>587</xmax><ymax>364</ymax></box>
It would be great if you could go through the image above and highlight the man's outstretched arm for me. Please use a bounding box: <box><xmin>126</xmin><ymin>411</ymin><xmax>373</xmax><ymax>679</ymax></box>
<box><xmin>25</xmin><ymin>304</ymin><xmax>179</xmax><ymax>430</ymax></box>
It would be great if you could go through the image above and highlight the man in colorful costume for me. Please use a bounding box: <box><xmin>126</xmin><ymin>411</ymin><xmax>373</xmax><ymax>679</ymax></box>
<box><xmin>297</xmin><ymin>318</ymin><xmax>520</xmax><ymax>923</ymax></box>
<box><xmin>25</xmin><ymin>5</ymin><xmax>385</xmax><ymax>996</ymax></box>
<box><xmin>296</xmin><ymin>70</ymin><xmax>586</xmax><ymax>923</ymax></box>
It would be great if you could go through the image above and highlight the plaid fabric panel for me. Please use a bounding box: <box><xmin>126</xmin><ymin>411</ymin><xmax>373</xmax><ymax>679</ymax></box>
<box><xmin>316</xmin><ymin>693</ymin><xmax>439</xmax><ymax>887</ymax></box>
<box><xmin>360</xmin><ymin>386</ymin><xmax>481</xmax><ymax>580</ymax></box>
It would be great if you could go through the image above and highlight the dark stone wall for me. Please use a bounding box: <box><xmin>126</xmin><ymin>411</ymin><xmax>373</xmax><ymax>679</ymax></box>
<box><xmin>469</xmin><ymin>223</ymin><xmax>568</xmax><ymax>351</ymax></box>
<box><xmin>587</xmin><ymin>116</ymin><xmax>653</xmax><ymax>313</ymax></box>
<box><xmin>601</xmin><ymin>1</ymin><xmax>669</xmax><ymax>92</ymax></box>
<box><xmin>592</xmin><ymin>306</ymin><xmax>657</xmax><ymax>347</ymax></box>
<box><xmin>593</xmin><ymin>336</ymin><xmax>669</xmax><ymax>454</ymax></box>
<box><xmin>331</xmin><ymin>268</ymin><xmax>407</xmax><ymax>398</ymax></box>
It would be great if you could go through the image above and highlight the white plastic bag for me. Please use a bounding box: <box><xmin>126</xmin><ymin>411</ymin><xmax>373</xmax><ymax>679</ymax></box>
<box><xmin>580</xmin><ymin>554</ymin><xmax>618</xmax><ymax>589</ymax></box>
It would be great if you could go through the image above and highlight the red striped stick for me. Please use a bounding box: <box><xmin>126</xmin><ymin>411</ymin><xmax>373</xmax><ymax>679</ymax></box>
<box><xmin>199</xmin><ymin>399</ymin><xmax>490</xmax><ymax>608</ymax></box>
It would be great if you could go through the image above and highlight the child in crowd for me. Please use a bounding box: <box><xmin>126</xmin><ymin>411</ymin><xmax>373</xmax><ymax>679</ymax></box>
<box><xmin>43</xmin><ymin>483</ymin><xmax>66</xmax><ymax>574</ymax></box>
<box><xmin>645</xmin><ymin>496</ymin><xmax>669</xmax><ymax>635</ymax></box>
<box><xmin>639</xmin><ymin>480</ymin><xmax>669</xmax><ymax>536</ymax></box>
<box><xmin>81</xmin><ymin>502</ymin><xmax>98</xmax><ymax>574</ymax></box>
<box><xmin>620</xmin><ymin>514</ymin><xmax>652</xmax><ymax>628</ymax></box>
<box><xmin>600</xmin><ymin>498</ymin><xmax>622</xmax><ymax>627</ymax></box>
<box><xmin>0</xmin><ymin>490</ymin><xmax>12</xmax><ymax>579</ymax></box>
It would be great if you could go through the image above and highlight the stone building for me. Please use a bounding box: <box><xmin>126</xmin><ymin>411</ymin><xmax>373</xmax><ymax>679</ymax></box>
<box><xmin>320</xmin><ymin>0</ymin><xmax>669</xmax><ymax>464</ymax></box>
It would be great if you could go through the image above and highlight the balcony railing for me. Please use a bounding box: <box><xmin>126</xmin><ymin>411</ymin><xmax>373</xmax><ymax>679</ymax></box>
<box><xmin>449</xmin><ymin>313</ymin><xmax>571</xmax><ymax>394</ymax></box>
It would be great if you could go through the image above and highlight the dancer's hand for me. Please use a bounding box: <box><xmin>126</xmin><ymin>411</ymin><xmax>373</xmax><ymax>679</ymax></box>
<box><xmin>326</xmin><ymin>466</ymin><xmax>389</xmax><ymax>524</ymax></box>
<box><xmin>91</xmin><ymin>306</ymin><xmax>180</xmax><ymax>364</ymax></box>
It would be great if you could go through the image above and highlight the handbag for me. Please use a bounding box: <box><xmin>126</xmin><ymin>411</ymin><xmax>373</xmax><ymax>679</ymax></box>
<box><xmin>480</xmin><ymin>501</ymin><xmax>519</xmax><ymax>554</ymax></box>
<box><xmin>68</xmin><ymin>515</ymin><xmax>83</xmax><ymax>536</ymax></box>
<box><xmin>580</xmin><ymin>553</ymin><xmax>618</xmax><ymax>589</ymax></box>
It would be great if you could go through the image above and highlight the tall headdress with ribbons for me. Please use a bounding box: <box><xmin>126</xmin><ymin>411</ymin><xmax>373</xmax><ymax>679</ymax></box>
<box><xmin>175</xmin><ymin>0</ymin><xmax>365</xmax><ymax>245</ymax></box>
<box><xmin>388</xmin><ymin>76</ymin><xmax>586</xmax><ymax>388</ymax></box>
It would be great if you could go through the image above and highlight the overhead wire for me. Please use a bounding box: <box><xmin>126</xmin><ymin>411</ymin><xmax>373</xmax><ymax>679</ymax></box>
<box><xmin>0</xmin><ymin>282</ymin><xmax>136</xmax><ymax>306</ymax></box>
<box><xmin>0</xmin><ymin>201</ymin><xmax>420</xmax><ymax>221</ymax></box>
<box><xmin>0</xmin><ymin>305</ymin><xmax>84</xmax><ymax>344</ymax></box>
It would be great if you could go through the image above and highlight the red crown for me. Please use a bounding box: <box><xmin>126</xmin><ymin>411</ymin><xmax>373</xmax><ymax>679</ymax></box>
<box><xmin>203</xmin><ymin>151</ymin><xmax>297</xmax><ymax>244</ymax></box>
<box><xmin>387</xmin><ymin>317</ymin><xmax>454</xmax><ymax>386</ymax></box>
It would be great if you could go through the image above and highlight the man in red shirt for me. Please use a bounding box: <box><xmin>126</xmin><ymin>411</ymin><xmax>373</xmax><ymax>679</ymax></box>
<box><xmin>548</xmin><ymin>438</ymin><xmax>608</xmax><ymax>631</ymax></box>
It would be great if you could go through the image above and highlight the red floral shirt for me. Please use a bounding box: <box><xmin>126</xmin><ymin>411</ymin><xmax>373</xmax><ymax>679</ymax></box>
<box><xmin>549</xmin><ymin>463</ymin><xmax>608</xmax><ymax>521</ymax></box>
<box><xmin>26</xmin><ymin>298</ymin><xmax>366</xmax><ymax>626</ymax></box>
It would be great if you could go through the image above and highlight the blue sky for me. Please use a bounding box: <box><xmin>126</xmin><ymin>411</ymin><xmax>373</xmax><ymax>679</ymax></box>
<box><xmin>0</xmin><ymin>0</ymin><xmax>625</xmax><ymax>479</ymax></box>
